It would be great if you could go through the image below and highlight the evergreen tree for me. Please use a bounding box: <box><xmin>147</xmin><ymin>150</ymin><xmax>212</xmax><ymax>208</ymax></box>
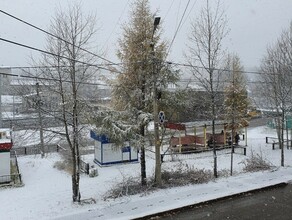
<box><xmin>224</xmin><ymin>54</ymin><xmax>249</xmax><ymax>175</ymax></box>
<box><xmin>224</xmin><ymin>55</ymin><xmax>249</xmax><ymax>128</ymax></box>
<box><xmin>111</xmin><ymin>0</ymin><xmax>177</xmax><ymax>186</ymax></box>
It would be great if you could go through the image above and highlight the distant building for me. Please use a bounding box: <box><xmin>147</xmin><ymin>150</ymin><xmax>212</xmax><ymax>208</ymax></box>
<box><xmin>0</xmin><ymin>129</ymin><xmax>13</xmax><ymax>183</ymax></box>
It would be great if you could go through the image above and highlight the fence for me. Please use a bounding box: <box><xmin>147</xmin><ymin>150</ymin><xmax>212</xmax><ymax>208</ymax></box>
<box><xmin>12</xmin><ymin>145</ymin><xmax>90</xmax><ymax>175</ymax></box>
<box><xmin>80</xmin><ymin>159</ymin><xmax>90</xmax><ymax>175</ymax></box>
<box><xmin>13</xmin><ymin>144</ymin><xmax>60</xmax><ymax>156</ymax></box>
<box><xmin>147</xmin><ymin>147</ymin><xmax>232</xmax><ymax>163</ymax></box>
<box><xmin>266</xmin><ymin>136</ymin><xmax>292</xmax><ymax>150</ymax></box>
<box><xmin>13</xmin><ymin>144</ymin><xmax>94</xmax><ymax>156</ymax></box>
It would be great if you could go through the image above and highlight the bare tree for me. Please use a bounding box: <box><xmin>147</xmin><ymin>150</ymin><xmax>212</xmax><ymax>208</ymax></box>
<box><xmin>259</xmin><ymin>22</ymin><xmax>292</xmax><ymax>166</ymax></box>
<box><xmin>33</xmin><ymin>4</ymin><xmax>99</xmax><ymax>202</ymax></box>
<box><xmin>186</xmin><ymin>0</ymin><xmax>229</xmax><ymax>177</ymax></box>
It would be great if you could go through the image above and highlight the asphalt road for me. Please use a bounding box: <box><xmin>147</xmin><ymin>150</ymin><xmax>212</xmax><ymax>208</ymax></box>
<box><xmin>157</xmin><ymin>184</ymin><xmax>292</xmax><ymax>220</ymax></box>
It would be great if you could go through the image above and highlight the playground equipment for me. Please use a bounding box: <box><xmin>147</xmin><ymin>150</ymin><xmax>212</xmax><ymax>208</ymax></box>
<box><xmin>166</xmin><ymin>121</ymin><xmax>248</xmax><ymax>153</ymax></box>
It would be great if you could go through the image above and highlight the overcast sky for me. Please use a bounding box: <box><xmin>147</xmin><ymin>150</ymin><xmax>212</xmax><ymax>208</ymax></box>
<box><xmin>1</xmin><ymin>0</ymin><xmax>292</xmax><ymax>70</ymax></box>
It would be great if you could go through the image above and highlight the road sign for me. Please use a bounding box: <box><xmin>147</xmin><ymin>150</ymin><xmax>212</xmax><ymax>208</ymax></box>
<box><xmin>158</xmin><ymin>111</ymin><xmax>165</xmax><ymax>124</ymax></box>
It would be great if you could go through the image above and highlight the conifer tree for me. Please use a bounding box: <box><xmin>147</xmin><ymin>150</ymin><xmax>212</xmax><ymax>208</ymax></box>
<box><xmin>112</xmin><ymin>0</ymin><xmax>176</xmax><ymax>186</ymax></box>
<box><xmin>224</xmin><ymin>55</ymin><xmax>249</xmax><ymax>128</ymax></box>
<box><xmin>224</xmin><ymin>55</ymin><xmax>249</xmax><ymax>175</ymax></box>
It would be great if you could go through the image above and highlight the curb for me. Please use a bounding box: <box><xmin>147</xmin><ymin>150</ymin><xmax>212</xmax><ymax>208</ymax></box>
<box><xmin>133</xmin><ymin>182</ymin><xmax>288</xmax><ymax>220</ymax></box>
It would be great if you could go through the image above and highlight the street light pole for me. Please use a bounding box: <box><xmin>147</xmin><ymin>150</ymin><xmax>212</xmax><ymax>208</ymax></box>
<box><xmin>0</xmin><ymin>74</ymin><xmax>2</xmax><ymax>128</ymax></box>
<box><xmin>152</xmin><ymin>17</ymin><xmax>162</xmax><ymax>186</ymax></box>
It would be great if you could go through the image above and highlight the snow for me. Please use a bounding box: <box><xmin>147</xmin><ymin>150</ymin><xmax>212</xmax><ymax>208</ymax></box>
<box><xmin>1</xmin><ymin>95</ymin><xmax>22</xmax><ymax>104</ymax></box>
<box><xmin>1</xmin><ymin>125</ymin><xmax>292</xmax><ymax>220</ymax></box>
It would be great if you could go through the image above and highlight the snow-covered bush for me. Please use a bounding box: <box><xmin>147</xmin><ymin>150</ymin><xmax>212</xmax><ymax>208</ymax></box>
<box><xmin>53</xmin><ymin>160</ymin><xmax>73</xmax><ymax>174</ymax></box>
<box><xmin>161</xmin><ymin>162</ymin><xmax>213</xmax><ymax>187</ymax></box>
<box><xmin>89</xmin><ymin>168</ymin><xmax>98</xmax><ymax>178</ymax></box>
<box><xmin>105</xmin><ymin>176</ymin><xmax>152</xmax><ymax>199</ymax></box>
<box><xmin>242</xmin><ymin>153</ymin><xmax>273</xmax><ymax>172</ymax></box>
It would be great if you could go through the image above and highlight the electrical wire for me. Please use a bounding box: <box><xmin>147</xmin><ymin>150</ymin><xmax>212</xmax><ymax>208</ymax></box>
<box><xmin>0</xmin><ymin>71</ymin><xmax>110</xmax><ymax>86</ymax></box>
<box><xmin>101</xmin><ymin>0</ymin><xmax>130</xmax><ymax>52</ymax></box>
<box><xmin>165</xmin><ymin>61</ymin><xmax>280</xmax><ymax>76</ymax></box>
<box><xmin>0</xmin><ymin>9</ymin><xmax>117</xmax><ymax>65</ymax></box>
<box><xmin>166</xmin><ymin>0</ymin><xmax>191</xmax><ymax>57</ymax></box>
<box><xmin>0</xmin><ymin>37</ymin><xmax>122</xmax><ymax>74</ymax></box>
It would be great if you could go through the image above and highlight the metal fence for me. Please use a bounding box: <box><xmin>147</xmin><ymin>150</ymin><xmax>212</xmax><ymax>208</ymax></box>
<box><xmin>146</xmin><ymin>147</ymin><xmax>232</xmax><ymax>163</ymax></box>
<box><xmin>80</xmin><ymin>159</ymin><xmax>90</xmax><ymax>175</ymax></box>
<box><xmin>13</xmin><ymin>144</ymin><xmax>94</xmax><ymax>156</ymax></box>
<box><xmin>12</xmin><ymin>145</ymin><xmax>91</xmax><ymax>175</ymax></box>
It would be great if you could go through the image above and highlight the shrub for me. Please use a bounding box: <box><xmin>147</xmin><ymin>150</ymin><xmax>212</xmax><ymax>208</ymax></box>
<box><xmin>242</xmin><ymin>153</ymin><xmax>273</xmax><ymax>172</ymax></box>
<box><xmin>105</xmin><ymin>162</ymin><xmax>214</xmax><ymax>200</ymax></box>
<box><xmin>160</xmin><ymin>162</ymin><xmax>213</xmax><ymax>187</ymax></box>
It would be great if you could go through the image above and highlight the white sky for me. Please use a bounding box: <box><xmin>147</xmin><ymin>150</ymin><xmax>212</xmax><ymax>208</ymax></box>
<box><xmin>0</xmin><ymin>0</ymin><xmax>292</xmax><ymax>70</ymax></box>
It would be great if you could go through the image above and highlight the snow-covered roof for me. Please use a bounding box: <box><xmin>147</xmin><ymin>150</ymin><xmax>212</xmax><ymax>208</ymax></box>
<box><xmin>1</xmin><ymin>95</ymin><xmax>22</xmax><ymax>104</ymax></box>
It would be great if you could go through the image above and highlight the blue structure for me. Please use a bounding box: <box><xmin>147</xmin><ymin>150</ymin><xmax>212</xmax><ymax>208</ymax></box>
<box><xmin>90</xmin><ymin>130</ymin><xmax>138</xmax><ymax>166</ymax></box>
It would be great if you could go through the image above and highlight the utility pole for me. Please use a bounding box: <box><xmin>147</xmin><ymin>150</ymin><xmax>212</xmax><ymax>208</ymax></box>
<box><xmin>152</xmin><ymin>17</ymin><xmax>162</xmax><ymax>186</ymax></box>
<box><xmin>230</xmin><ymin>63</ymin><xmax>235</xmax><ymax>176</ymax></box>
<box><xmin>36</xmin><ymin>82</ymin><xmax>45</xmax><ymax>158</ymax></box>
<box><xmin>0</xmin><ymin>67</ymin><xmax>12</xmax><ymax>128</ymax></box>
<box><xmin>0</xmin><ymin>74</ymin><xmax>2</xmax><ymax>128</ymax></box>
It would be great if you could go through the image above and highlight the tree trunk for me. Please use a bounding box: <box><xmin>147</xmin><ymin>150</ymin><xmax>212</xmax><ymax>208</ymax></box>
<box><xmin>140</xmin><ymin>125</ymin><xmax>147</xmax><ymax>186</ymax></box>
<box><xmin>281</xmin><ymin>113</ymin><xmax>285</xmax><ymax>167</ymax></box>
<box><xmin>211</xmin><ymin>92</ymin><xmax>218</xmax><ymax>178</ymax></box>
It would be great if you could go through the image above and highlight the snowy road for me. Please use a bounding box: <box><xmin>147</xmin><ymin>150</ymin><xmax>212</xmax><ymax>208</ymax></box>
<box><xmin>158</xmin><ymin>183</ymin><xmax>292</xmax><ymax>220</ymax></box>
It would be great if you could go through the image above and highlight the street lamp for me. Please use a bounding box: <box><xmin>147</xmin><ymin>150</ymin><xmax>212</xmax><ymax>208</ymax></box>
<box><xmin>152</xmin><ymin>16</ymin><xmax>162</xmax><ymax>186</ymax></box>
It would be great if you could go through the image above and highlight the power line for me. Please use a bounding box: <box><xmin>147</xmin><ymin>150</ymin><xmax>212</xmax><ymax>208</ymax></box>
<box><xmin>101</xmin><ymin>0</ymin><xmax>130</xmax><ymax>52</ymax></box>
<box><xmin>0</xmin><ymin>9</ymin><xmax>117</xmax><ymax>65</ymax></box>
<box><xmin>0</xmin><ymin>35</ymin><xmax>280</xmax><ymax>84</ymax></box>
<box><xmin>0</xmin><ymin>37</ymin><xmax>122</xmax><ymax>74</ymax></box>
<box><xmin>166</xmin><ymin>0</ymin><xmax>191</xmax><ymax>57</ymax></box>
<box><xmin>166</xmin><ymin>61</ymin><xmax>279</xmax><ymax>76</ymax></box>
<box><xmin>0</xmin><ymin>71</ymin><xmax>110</xmax><ymax>87</ymax></box>
<box><xmin>164</xmin><ymin>0</ymin><xmax>176</xmax><ymax>19</ymax></box>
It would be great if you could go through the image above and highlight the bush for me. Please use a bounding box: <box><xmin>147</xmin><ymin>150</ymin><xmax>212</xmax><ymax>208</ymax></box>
<box><xmin>89</xmin><ymin>168</ymin><xmax>98</xmax><ymax>177</ymax></box>
<box><xmin>104</xmin><ymin>162</ymin><xmax>214</xmax><ymax>200</ymax></box>
<box><xmin>160</xmin><ymin>162</ymin><xmax>213</xmax><ymax>187</ymax></box>
<box><xmin>53</xmin><ymin>160</ymin><xmax>73</xmax><ymax>174</ymax></box>
<box><xmin>242</xmin><ymin>153</ymin><xmax>273</xmax><ymax>172</ymax></box>
<box><xmin>105</xmin><ymin>176</ymin><xmax>153</xmax><ymax>200</ymax></box>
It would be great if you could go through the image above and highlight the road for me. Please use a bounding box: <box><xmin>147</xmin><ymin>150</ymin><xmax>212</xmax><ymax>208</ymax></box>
<box><xmin>158</xmin><ymin>184</ymin><xmax>292</xmax><ymax>220</ymax></box>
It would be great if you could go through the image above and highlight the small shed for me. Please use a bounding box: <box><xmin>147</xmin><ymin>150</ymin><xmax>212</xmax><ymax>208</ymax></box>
<box><xmin>0</xmin><ymin>129</ymin><xmax>13</xmax><ymax>183</ymax></box>
<box><xmin>90</xmin><ymin>130</ymin><xmax>138</xmax><ymax>166</ymax></box>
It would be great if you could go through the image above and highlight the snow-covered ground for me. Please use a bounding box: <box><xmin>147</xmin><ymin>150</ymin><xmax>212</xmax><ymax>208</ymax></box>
<box><xmin>1</xmin><ymin>125</ymin><xmax>292</xmax><ymax>220</ymax></box>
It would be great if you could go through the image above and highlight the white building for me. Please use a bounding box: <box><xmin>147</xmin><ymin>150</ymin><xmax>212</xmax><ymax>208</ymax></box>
<box><xmin>0</xmin><ymin>129</ymin><xmax>13</xmax><ymax>183</ymax></box>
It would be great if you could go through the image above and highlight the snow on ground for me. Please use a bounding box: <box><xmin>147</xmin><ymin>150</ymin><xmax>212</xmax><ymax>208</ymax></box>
<box><xmin>1</xmin><ymin>125</ymin><xmax>292</xmax><ymax>220</ymax></box>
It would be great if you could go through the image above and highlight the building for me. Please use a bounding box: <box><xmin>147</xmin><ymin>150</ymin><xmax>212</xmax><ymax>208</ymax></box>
<box><xmin>0</xmin><ymin>129</ymin><xmax>13</xmax><ymax>183</ymax></box>
<box><xmin>90</xmin><ymin>130</ymin><xmax>138</xmax><ymax>166</ymax></box>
